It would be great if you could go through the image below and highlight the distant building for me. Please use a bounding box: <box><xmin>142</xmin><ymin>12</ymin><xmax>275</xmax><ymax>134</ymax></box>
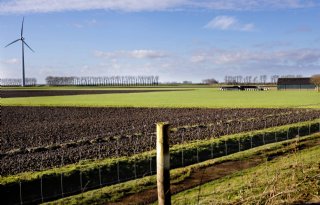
<box><xmin>220</xmin><ymin>85</ymin><xmax>267</xmax><ymax>91</ymax></box>
<box><xmin>277</xmin><ymin>78</ymin><xmax>315</xmax><ymax>90</ymax></box>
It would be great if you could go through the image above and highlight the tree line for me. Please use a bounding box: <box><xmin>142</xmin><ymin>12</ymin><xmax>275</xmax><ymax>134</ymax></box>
<box><xmin>223</xmin><ymin>75</ymin><xmax>303</xmax><ymax>84</ymax></box>
<box><xmin>45</xmin><ymin>76</ymin><xmax>159</xmax><ymax>86</ymax></box>
<box><xmin>0</xmin><ymin>78</ymin><xmax>37</xmax><ymax>86</ymax></box>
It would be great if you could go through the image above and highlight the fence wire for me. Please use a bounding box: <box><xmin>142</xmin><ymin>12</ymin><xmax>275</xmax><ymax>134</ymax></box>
<box><xmin>3</xmin><ymin>119</ymin><xmax>320</xmax><ymax>205</ymax></box>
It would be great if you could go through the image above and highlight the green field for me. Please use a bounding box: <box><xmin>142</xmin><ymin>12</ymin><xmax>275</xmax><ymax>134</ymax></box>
<box><xmin>171</xmin><ymin>142</ymin><xmax>320</xmax><ymax>204</ymax></box>
<box><xmin>2</xmin><ymin>87</ymin><xmax>320</xmax><ymax>108</ymax></box>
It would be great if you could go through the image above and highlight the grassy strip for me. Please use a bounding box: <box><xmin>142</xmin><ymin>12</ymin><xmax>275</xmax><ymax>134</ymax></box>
<box><xmin>171</xmin><ymin>137</ymin><xmax>320</xmax><ymax>204</ymax></box>
<box><xmin>1</xmin><ymin>119</ymin><xmax>319</xmax><ymax>186</ymax></box>
<box><xmin>44</xmin><ymin>132</ymin><xmax>320</xmax><ymax>205</ymax></box>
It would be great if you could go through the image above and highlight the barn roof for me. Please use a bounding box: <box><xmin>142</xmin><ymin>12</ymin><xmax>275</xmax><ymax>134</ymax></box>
<box><xmin>277</xmin><ymin>78</ymin><xmax>312</xmax><ymax>85</ymax></box>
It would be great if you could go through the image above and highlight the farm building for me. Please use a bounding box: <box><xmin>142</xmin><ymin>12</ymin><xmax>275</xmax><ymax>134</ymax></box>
<box><xmin>220</xmin><ymin>85</ymin><xmax>267</xmax><ymax>91</ymax></box>
<box><xmin>277</xmin><ymin>78</ymin><xmax>315</xmax><ymax>90</ymax></box>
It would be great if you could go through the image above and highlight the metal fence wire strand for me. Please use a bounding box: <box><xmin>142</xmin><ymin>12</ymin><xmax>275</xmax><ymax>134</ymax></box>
<box><xmin>5</xmin><ymin>116</ymin><xmax>320</xmax><ymax>204</ymax></box>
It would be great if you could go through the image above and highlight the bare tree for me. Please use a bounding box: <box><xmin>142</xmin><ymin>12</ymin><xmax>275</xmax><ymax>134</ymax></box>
<box><xmin>311</xmin><ymin>74</ymin><xmax>320</xmax><ymax>92</ymax></box>
<box><xmin>253</xmin><ymin>76</ymin><xmax>258</xmax><ymax>84</ymax></box>
<box><xmin>202</xmin><ymin>78</ymin><xmax>219</xmax><ymax>85</ymax></box>
<box><xmin>236</xmin><ymin>75</ymin><xmax>243</xmax><ymax>84</ymax></box>
<box><xmin>260</xmin><ymin>75</ymin><xmax>267</xmax><ymax>84</ymax></box>
<box><xmin>224</xmin><ymin>76</ymin><xmax>229</xmax><ymax>84</ymax></box>
<box><xmin>271</xmin><ymin>75</ymin><xmax>279</xmax><ymax>84</ymax></box>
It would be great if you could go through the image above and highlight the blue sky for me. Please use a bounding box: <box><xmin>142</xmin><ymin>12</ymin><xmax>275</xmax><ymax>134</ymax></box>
<box><xmin>1</xmin><ymin>0</ymin><xmax>319</xmax><ymax>83</ymax></box>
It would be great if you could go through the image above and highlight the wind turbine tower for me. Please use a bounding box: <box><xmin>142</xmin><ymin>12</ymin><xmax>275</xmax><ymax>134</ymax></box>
<box><xmin>5</xmin><ymin>17</ymin><xmax>34</xmax><ymax>87</ymax></box>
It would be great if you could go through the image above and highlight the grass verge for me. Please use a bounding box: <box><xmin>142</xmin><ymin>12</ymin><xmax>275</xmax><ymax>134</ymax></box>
<box><xmin>171</xmin><ymin>138</ymin><xmax>320</xmax><ymax>204</ymax></box>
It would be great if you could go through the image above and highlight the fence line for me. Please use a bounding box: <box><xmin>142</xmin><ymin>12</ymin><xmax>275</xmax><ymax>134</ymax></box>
<box><xmin>4</xmin><ymin>119</ymin><xmax>320</xmax><ymax>205</ymax></box>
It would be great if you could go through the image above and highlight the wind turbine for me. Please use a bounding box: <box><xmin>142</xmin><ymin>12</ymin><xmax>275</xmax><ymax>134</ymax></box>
<box><xmin>5</xmin><ymin>17</ymin><xmax>34</xmax><ymax>87</ymax></box>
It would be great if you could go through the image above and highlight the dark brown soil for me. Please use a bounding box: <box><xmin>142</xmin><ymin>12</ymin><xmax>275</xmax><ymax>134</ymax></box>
<box><xmin>1</xmin><ymin>89</ymin><xmax>187</xmax><ymax>98</ymax></box>
<box><xmin>1</xmin><ymin>106</ymin><xmax>319</xmax><ymax>175</ymax></box>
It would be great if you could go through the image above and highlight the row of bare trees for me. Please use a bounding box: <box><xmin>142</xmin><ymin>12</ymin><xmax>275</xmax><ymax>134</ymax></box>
<box><xmin>202</xmin><ymin>78</ymin><xmax>219</xmax><ymax>84</ymax></box>
<box><xmin>224</xmin><ymin>75</ymin><xmax>268</xmax><ymax>84</ymax></box>
<box><xmin>224</xmin><ymin>75</ymin><xmax>303</xmax><ymax>84</ymax></box>
<box><xmin>45</xmin><ymin>76</ymin><xmax>159</xmax><ymax>86</ymax></box>
<box><xmin>0</xmin><ymin>78</ymin><xmax>37</xmax><ymax>86</ymax></box>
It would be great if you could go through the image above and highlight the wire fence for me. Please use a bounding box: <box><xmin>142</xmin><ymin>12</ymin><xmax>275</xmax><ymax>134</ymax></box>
<box><xmin>173</xmin><ymin>132</ymin><xmax>320</xmax><ymax>205</ymax></box>
<box><xmin>1</xmin><ymin>119</ymin><xmax>320</xmax><ymax>205</ymax></box>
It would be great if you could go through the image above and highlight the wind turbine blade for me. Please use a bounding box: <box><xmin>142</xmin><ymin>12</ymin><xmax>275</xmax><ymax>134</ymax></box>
<box><xmin>4</xmin><ymin>39</ymin><xmax>20</xmax><ymax>48</ymax></box>
<box><xmin>23</xmin><ymin>40</ymin><xmax>34</xmax><ymax>52</ymax></box>
<box><xmin>21</xmin><ymin>17</ymin><xmax>24</xmax><ymax>37</ymax></box>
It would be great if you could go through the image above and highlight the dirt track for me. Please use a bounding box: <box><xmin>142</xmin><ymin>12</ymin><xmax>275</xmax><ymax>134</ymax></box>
<box><xmin>1</xmin><ymin>89</ymin><xmax>186</xmax><ymax>98</ymax></box>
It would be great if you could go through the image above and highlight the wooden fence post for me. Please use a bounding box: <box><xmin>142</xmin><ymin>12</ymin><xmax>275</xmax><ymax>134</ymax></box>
<box><xmin>156</xmin><ymin>122</ymin><xmax>171</xmax><ymax>205</ymax></box>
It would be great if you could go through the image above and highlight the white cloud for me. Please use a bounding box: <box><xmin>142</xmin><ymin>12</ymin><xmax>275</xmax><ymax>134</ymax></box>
<box><xmin>2</xmin><ymin>48</ymin><xmax>319</xmax><ymax>83</ymax></box>
<box><xmin>2</xmin><ymin>58</ymin><xmax>20</xmax><ymax>64</ymax></box>
<box><xmin>191</xmin><ymin>48</ymin><xmax>320</xmax><ymax>65</ymax></box>
<box><xmin>130</xmin><ymin>50</ymin><xmax>167</xmax><ymax>58</ymax></box>
<box><xmin>204</xmin><ymin>16</ymin><xmax>254</xmax><ymax>31</ymax></box>
<box><xmin>94</xmin><ymin>49</ymin><xmax>168</xmax><ymax>59</ymax></box>
<box><xmin>190</xmin><ymin>55</ymin><xmax>206</xmax><ymax>63</ymax></box>
<box><xmin>0</xmin><ymin>0</ymin><xmax>318</xmax><ymax>14</ymax></box>
<box><xmin>189</xmin><ymin>0</ymin><xmax>318</xmax><ymax>10</ymax></box>
<box><xmin>205</xmin><ymin>16</ymin><xmax>236</xmax><ymax>30</ymax></box>
<box><xmin>0</xmin><ymin>0</ymin><xmax>185</xmax><ymax>14</ymax></box>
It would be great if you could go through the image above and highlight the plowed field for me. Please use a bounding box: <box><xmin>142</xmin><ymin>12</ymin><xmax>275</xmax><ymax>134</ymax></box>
<box><xmin>1</xmin><ymin>106</ymin><xmax>319</xmax><ymax>175</ymax></box>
